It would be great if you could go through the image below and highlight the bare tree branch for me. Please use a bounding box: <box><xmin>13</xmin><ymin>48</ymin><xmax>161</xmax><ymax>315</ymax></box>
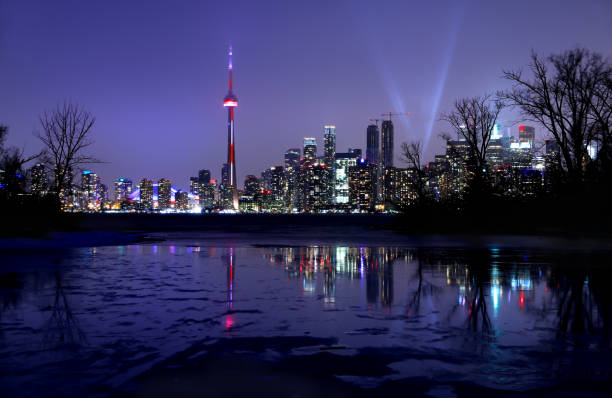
<box><xmin>37</xmin><ymin>102</ymin><xmax>99</xmax><ymax>202</ymax></box>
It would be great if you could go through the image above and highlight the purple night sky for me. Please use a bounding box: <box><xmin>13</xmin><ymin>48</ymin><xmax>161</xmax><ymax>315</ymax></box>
<box><xmin>1</xmin><ymin>0</ymin><xmax>611</xmax><ymax>191</ymax></box>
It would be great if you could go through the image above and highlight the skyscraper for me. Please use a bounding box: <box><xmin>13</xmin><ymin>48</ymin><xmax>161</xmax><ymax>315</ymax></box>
<box><xmin>324</xmin><ymin>125</ymin><xmax>336</xmax><ymax>167</ymax></box>
<box><xmin>114</xmin><ymin>178</ymin><xmax>132</xmax><ymax>202</ymax></box>
<box><xmin>189</xmin><ymin>177</ymin><xmax>200</xmax><ymax>197</ymax></box>
<box><xmin>223</xmin><ymin>46</ymin><xmax>239</xmax><ymax>210</ymax></box>
<box><xmin>334</xmin><ymin>152</ymin><xmax>359</xmax><ymax>205</ymax></box>
<box><xmin>348</xmin><ymin>160</ymin><xmax>375</xmax><ymax>211</ymax></box>
<box><xmin>198</xmin><ymin>169</ymin><xmax>211</xmax><ymax>184</ymax></box>
<box><xmin>303</xmin><ymin>137</ymin><xmax>317</xmax><ymax>165</ymax></box>
<box><xmin>323</xmin><ymin>125</ymin><xmax>336</xmax><ymax>204</ymax></box>
<box><xmin>139</xmin><ymin>179</ymin><xmax>153</xmax><ymax>210</ymax></box>
<box><xmin>366</xmin><ymin>124</ymin><xmax>380</xmax><ymax>164</ymax></box>
<box><xmin>519</xmin><ymin>125</ymin><xmax>535</xmax><ymax>148</ymax></box>
<box><xmin>244</xmin><ymin>175</ymin><xmax>261</xmax><ymax>197</ymax></box>
<box><xmin>284</xmin><ymin>148</ymin><xmax>301</xmax><ymax>210</ymax></box>
<box><xmin>81</xmin><ymin>170</ymin><xmax>100</xmax><ymax>211</ymax></box>
<box><xmin>381</xmin><ymin>120</ymin><xmax>394</xmax><ymax>168</ymax></box>
<box><xmin>175</xmin><ymin>190</ymin><xmax>189</xmax><ymax>211</ymax></box>
<box><xmin>30</xmin><ymin>163</ymin><xmax>48</xmax><ymax>196</ymax></box>
<box><xmin>269</xmin><ymin>166</ymin><xmax>286</xmax><ymax>203</ymax></box>
<box><xmin>158</xmin><ymin>178</ymin><xmax>171</xmax><ymax>210</ymax></box>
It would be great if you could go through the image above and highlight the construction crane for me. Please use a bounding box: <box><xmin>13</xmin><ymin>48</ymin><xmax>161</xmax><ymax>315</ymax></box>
<box><xmin>381</xmin><ymin>111</ymin><xmax>411</xmax><ymax>122</ymax></box>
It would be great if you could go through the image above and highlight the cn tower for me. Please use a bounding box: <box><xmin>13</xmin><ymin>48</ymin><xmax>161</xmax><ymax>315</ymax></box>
<box><xmin>223</xmin><ymin>46</ymin><xmax>239</xmax><ymax>210</ymax></box>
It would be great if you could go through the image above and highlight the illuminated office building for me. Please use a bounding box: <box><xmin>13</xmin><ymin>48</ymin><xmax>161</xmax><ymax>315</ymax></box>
<box><xmin>348</xmin><ymin>160</ymin><xmax>375</xmax><ymax>210</ymax></box>
<box><xmin>175</xmin><ymin>190</ymin><xmax>188</xmax><ymax>211</ymax></box>
<box><xmin>114</xmin><ymin>178</ymin><xmax>132</xmax><ymax>203</ymax></box>
<box><xmin>199</xmin><ymin>180</ymin><xmax>216</xmax><ymax>208</ymax></box>
<box><xmin>334</xmin><ymin>152</ymin><xmax>359</xmax><ymax>205</ymax></box>
<box><xmin>303</xmin><ymin>137</ymin><xmax>317</xmax><ymax>165</ymax></box>
<box><xmin>139</xmin><ymin>179</ymin><xmax>153</xmax><ymax>210</ymax></box>
<box><xmin>30</xmin><ymin>163</ymin><xmax>48</xmax><ymax>196</ymax></box>
<box><xmin>189</xmin><ymin>177</ymin><xmax>200</xmax><ymax>198</ymax></box>
<box><xmin>518</xmin><ymin>125</ymin><xmax>535</xmax><ymax>148</ymax></box>
<box><xmin>244</xmin><ymin>175</ymin><xmax>260</xmax><ymax>197</ymax></box>
<box><xmin>269</xmin><ymin>166</ymin><xmax>286</xmax><ymax>203</ymax></box>
<box><xmin>284</xmin><ymin>148</ymin><xmax>301</xmax><ymax>209</ymax></box>
<box><xmin>157</xmin><ymin>178</ymin><xmax>171</xmax><ymax>210</ymax></box>
<box><xmin>300</xmin><ymin>164</ymin><xmax>330</xmax><ymax>212</ymax></box>
<box><xmin>323</xmin><ymin>125</ymin><xmax>336</xmax><ymax>167</ymax></box>
<box><xmin>81</xmin><ymin>170</ymin><xmax>101</xmax><ymax>211</ymax></box>
<box><xmin>198</xmin><ymin>169</ymin><xmax>211</xmax><ymax>184</ymax></box>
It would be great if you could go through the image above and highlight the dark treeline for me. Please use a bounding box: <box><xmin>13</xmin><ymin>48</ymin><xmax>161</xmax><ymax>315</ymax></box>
<box><xmin>399</xmin><ymin>47</ymin><xmax>612</xmax><ymax>235</ymax></box>
<box><xmin>0</xmin><ymin>103</ymin><xmax>97</xmax><ymax>236</ymax></box>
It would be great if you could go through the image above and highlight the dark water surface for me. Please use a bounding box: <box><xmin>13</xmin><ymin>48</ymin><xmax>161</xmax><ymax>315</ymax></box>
<box><xmin>1</xmin><ymin>232</ymin><xmax>611</xmax><ymax>397</ymax></box>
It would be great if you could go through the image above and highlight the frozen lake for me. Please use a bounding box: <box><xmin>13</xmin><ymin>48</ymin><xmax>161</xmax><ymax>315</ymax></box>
<box><xmin>1</xmin><ymin>232</ymin><xmax>611</xmax><ymax>397</ymax></box>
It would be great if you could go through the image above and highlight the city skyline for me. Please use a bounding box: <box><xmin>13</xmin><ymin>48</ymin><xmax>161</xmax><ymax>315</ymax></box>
<box><xmin>2</xmin><ymin>0</ymin><xmax>612</xmax><ymax>191</ymax></box>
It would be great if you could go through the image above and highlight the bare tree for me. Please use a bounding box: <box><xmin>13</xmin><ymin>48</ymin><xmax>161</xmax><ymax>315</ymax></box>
<box><xmin>440</xmin><ymin>94</ymin><xmax>504</xmax><ymax>196</ymax></box>
<box><xmin>501</xmin><ymin>48</ymin><xmax>612</xmax><ymax>187</ymax></box>
<box><xmin>37</xmin><ymin>103</ymin><xmax>97</xmax><ymax>198</ymax></box>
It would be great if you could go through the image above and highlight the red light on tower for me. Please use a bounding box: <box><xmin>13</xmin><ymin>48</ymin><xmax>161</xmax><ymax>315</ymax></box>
<box><xmin>519</xmin><ymin>125</ymin><xmax>525</xmax><ymax>132</ymax></box>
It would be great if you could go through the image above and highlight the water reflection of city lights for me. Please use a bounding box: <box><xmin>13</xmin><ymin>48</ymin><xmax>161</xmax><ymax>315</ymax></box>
<box><xmin>225</xmin><ymin>314</ymin><xmax>234</xmax><ymax>329</ymax></box>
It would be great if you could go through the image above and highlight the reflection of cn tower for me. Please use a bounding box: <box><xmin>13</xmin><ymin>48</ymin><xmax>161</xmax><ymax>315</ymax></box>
<box><xmin>223</xmin><ymin>46</ymin><xmax>239</xmax><ymax>210</ymax></box>
<box><xmin>226</xmin><ymin>247</ymin><xmax>234</xmax><ymax>310</ymax></box>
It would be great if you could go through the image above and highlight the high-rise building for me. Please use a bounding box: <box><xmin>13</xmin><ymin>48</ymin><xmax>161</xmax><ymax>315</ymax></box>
<box><xmin>519</xmin><ymin>125</ymin><xmax>535</xmax><ymax>148</ymax></box>
<box><xmin>300</xmin><ymin>164</ymin><xmax>330</xmax><ymax>212</ymax></box>
<box><xmin>269</xmin><ymin>166</ymin><xmax>286</xmax><ymax>203</ymax></box>
<box><xmin>139</xmin><ymin>179</ymin><xmax>153</xmax><ymax>210</ymax></box>
<box><xmin>199</xmin><ymin>181</ymin><xmax>216</xmax><ymax>208</ymax></box>
<box><xmin>323</xmin><ymin>125</ymin><xmax>336</xmax><ymax>204</ymax></box>
<box><xmin>114</xmin><ymin>178</ymin><xmax>132</xmax><ymax>203</ymax></box>
<box><xmin>30</xmin><ymin>163</ymin><xmax>48</xmax><ymax>196</ymax></box>
<box><xmin>324</xmin><ymin>125</ymin><xmax>336</xmax><ymax>167</ymax></box>
<box><xmin>260</xmin><ymin>168</ymin><xmax>272</xmax><ymax>191</ymax></box>
<box><xmin>348</xmin><ymin>160</ymin><xmax>375</xmax><ymax>211</ymax></box>
<box><xmin>366</xmin><ymin>124</ymin><xmax>380</xmax><ymax>164</ymax></box>
<box><xmin>303</xmin><ymin>137</ymin><xmax>317</xmax><ymax>165</ymax></box>
<box><xmin>198</xmin><ymin>169</ymin><xmax>211</xmax><ymax>184</ymax></box>
<box><xmin>175</xmin><ymin>190</ymin><xmax>189</xmax><ymax>211</ymax></box>
<box><xmin>284</xmin><ymin>148</ymin><xmax>300</xmax><ymax>169</ymax></box>
<box><xmin>99</xmin><ymin>183</ymin><xmax>109</xmax><ymax>209</ymax></box>
<box><xmin>382</xmin><ymin>168</ymin><xmax>415</xmax><ymax>208</ymax></box>
<box><xmin>381</xmin><ymin>120</ymin><xmax>394</xmax><ymax>168</ymax></box>
<box><xmin>444</xmin><ymin>139</ymin><xmax>470</xmax><ymax>199</ymax></box>
<box><xmin>221</xmin><ymin>163</ymin><xmax>229</xmax><ymax>186</ymax></box>
<box><xmin>158</xmin><ymin>178</ymin><xmax>171</xmax><ymax>210</ymax></box>
<box><xmin>334</xmin><ymin>152</ymin><xmax>359</xmax><ymax>205</ymax></box>
<box><xmin>189</xmin><ymin>177</ymin><xmax>200</xmax><ymax>198</ymax></box>
<box><xmin>284</xmin><ymin>148</ymin><xmax>301</xmax><ymax>209</ymax></box>
<box><xmin>81</xmin><ymin>170</ymin><xmax>100</xmax><ymax>211</ymax></box>
<box><xmin>486</xmin><ymin>138</ymin><xmax>506</xmax><ymax>171</ymax></box>
<box><xmin>219</xmin><ymin>162</ymin><xmax>234</xmax><ymax>209</ymax></box>
<box><xmin>244</xmin><ymin>175</ymin><xmax>261</xmax><ymax>197</ymax></box>
<box><xmin>222</xmin><ymin>46</ymin><xmax>239</xmax><ymax>210</ymax></box>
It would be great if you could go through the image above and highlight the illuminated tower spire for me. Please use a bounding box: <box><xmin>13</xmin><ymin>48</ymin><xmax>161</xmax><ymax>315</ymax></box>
<box><xmin>223</xmin><ymin>45</ymin><xmax>239</xmax><ymax>210</ymax></box>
